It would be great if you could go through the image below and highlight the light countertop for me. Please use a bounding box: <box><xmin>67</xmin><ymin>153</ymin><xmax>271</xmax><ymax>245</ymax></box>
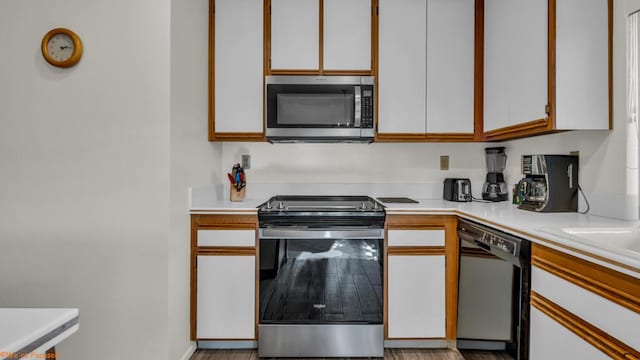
<box><xmin>0</xmin><ymin>308</ymin><xmax>79</xmax><ymax>359</ymax></box>
<box><xmin>190</xmin><ymin>189</ymin><xmax>640</xmax><ymax>278</ymax></box>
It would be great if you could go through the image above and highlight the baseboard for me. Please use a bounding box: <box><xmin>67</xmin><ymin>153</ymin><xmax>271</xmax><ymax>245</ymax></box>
<box><xmin>178</xmin><ymin>342</ymin><xmax>197</xmax><ymax>360</ymax></box>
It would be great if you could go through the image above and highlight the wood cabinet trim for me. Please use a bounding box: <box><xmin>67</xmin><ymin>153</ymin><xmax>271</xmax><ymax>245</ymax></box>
<box><xmin>388</xmin><ymin>246</ymin><xmax>445</xmax><ymax>256</ymax></box>
<box><xmin>192</xmin><ymin>214</ymin><xmax>259</xmax><ymax>226</ymax></box>
<box><xmin>197</xmin><ymin>247</ymin><xmax>257</xmax><ymax>256</ymax></box>
<box><xmin>208</xmin><ymin>132</ymin><xmax>266</xmax><ymax>142</ymax></box>
<box><xmin>426</xmin><ymin>133</ymin><xmax>475</xmax><ymax>142</ymax></box>
<box><xmin>386</xmin><ymin>214</ymin><xmax>456</xmax><ymax>227</ymax></box>
<box><xmin>483</xmin><ymin>118</ymin><xmax>551</xmax><ymax>141</ymax></box>
<box><xmin>532</xmin><ymin>244</ymin><xmax>640</xmax><ymax>315</ymax></box>
<box><xmin>375</xmin><ymin>133</ymin><xmax>427</xmax><ymax>142</ymax></box>
<box><xmin>531</xmin><ymin>291</ymin><xmax>640</xmax><ymax>359</ymax></box>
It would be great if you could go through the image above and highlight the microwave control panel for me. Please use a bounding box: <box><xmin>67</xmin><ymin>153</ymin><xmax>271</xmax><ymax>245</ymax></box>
<box><xmin>362</xmin><ymin>87</ymin><xmax>374</xmax><ymax>128</ymax></box>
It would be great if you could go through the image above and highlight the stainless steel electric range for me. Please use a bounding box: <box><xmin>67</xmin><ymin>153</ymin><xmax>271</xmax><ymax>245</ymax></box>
<box><xmin>257</xmin><ymin>195</ymin><xmax>385</xmax><ymax>358</ymax></box>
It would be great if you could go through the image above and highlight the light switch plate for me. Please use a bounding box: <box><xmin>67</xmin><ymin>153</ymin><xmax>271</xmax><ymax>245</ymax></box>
<box><xmin>242</xmin><ymin>154</ymin><xmax>251</xmax><ymax>169</ymax></box>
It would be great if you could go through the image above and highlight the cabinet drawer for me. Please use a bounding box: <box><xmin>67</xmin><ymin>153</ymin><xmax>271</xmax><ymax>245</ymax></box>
<box><xmin>387</xmin><ymin>229</ymin><xmax>445</xmax><ymax>247</ymax></box>
<box><xmin>197</xmin><ymin>229</ymin><xmax>255</xmax><ymax>247</ymax></box>
<box><xmin>532</xmin><ymin>266</ymin><xmax>640</xmax><ymax>349</ymax></box>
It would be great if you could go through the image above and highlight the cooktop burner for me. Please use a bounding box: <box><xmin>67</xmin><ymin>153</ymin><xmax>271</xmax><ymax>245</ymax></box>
<box><xmin>258</xmin><ymin>195</ymin><xmax>386</xmax><ymax>227</ymax></box>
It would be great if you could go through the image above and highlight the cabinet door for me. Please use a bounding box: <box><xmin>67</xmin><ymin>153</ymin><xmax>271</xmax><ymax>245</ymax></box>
<box><xmin>387</xmin><ymin>255</ymin><xmax>445</xmax><ymax>338</ymax></box>
<box><xmin>378</xmin><ymin>0</ymin><xmax>427</xmax><ymax>134</ymax></box>
<box><xmin>214</xmin><ymin>0</ymin><xmax>263</xmax><ymax>134</ymax></box>
<box><xmin>270</xmin><ymin>0</ymin><xmax>319</xmax><ymax>70</ymax></box>
<box><xmin>323</xmin><ymin>0</ymin><xmax>372</xmax><ymax>71</ymax></box>
<box><xmin>530</xmin><ymin>307</ymin><xmax>609</xmax><ymax>360</ymax></box>
<box><xmin>197</xmin><ymin>255</ymin><xmax>255</xmax><ymax>339</ymax></box>
<box><xmin>555</xmin><ymin>0</ymin><xmax>609</xmax><ymax>130</ymax></box>
<box><xmin>484</xmin><ymin>0</ymin><xmax>547</xmax><ymax>132</ymax></box>
<box><xmin>426</xmin><ymin>0</ymin><xmax>475</xmax><ymax>134</ymax></box>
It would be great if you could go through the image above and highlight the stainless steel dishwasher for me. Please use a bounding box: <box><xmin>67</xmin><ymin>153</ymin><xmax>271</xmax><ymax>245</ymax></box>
<box><xmin>457</xmin><ymin>219</ymin><xmax>531</xmax><ymax>360</ymax></box>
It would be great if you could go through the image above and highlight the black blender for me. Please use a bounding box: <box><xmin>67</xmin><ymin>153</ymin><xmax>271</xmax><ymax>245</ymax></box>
<box><xmin>482</xmin><ymin>147</ymin><xmax>508</xmax><ymax>202</ymax></box>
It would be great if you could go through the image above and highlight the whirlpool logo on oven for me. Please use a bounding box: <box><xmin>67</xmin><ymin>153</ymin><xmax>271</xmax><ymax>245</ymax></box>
<box><xmin>313</xmin><ymin>304</ymin><xmax>326</xmax><ymax>309</ymax></box>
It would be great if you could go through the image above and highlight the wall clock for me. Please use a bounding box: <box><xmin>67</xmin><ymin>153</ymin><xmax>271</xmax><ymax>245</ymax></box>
<box><xmin>41</xmin><ymin>28</ymin><xmax>83</xmax><ymax>68</ymax></box>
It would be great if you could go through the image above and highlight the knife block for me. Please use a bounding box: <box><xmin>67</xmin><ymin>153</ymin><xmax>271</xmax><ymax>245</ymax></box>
<box><xmin>230</xmin><ymin>184</ymin><xmax>246</xmax><ymax>202</ymax></box>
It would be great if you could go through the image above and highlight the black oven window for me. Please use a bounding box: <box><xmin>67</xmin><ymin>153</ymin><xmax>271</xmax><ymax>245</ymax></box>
<box><xmin>259</xmin><ymin>239</ymin><xmax>383</xmax><ymax>324</ymax></box>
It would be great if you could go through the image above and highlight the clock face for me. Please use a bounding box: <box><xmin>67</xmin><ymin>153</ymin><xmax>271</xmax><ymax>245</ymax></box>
<box><xmin>47</xmin><ymin>33</ymin><xmax>75</xmax><ymax>62</ymax></box>
<box><xmin>41</xmin><ymin>28</ymin><xmax>82</xmax><ymax>67</ymax></box>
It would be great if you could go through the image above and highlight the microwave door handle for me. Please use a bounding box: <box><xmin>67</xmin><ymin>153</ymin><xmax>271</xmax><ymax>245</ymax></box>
<box><xmin>354</xmin><ymin>86</ymin><xmax>361</xmax><ymax>127</ymax></box>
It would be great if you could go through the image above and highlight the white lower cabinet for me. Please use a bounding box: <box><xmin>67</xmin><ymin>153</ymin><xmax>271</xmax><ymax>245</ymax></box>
<box><xmin>197</xmin><ymin>255</ymin><xmax>255</xmax><ymax>339</ymax></box>
<box><xmin>530</xmin><ymin>307</ymin><xmax>609</xmax><ymax>360</ymax></box>
<box><xmin>387</xmin><ymin>255</ymin><xmax>446</xmax><ymax>338</ymax></box>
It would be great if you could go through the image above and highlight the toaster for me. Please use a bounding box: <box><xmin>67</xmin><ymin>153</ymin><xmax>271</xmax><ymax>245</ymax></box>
<box><xmin>443</xmin><ymin>178</ymin><xmax>472</xmax><ymax>202</ymax></box>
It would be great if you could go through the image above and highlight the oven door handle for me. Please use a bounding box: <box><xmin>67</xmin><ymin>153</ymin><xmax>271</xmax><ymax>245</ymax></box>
<box><xmin>259</xmin><ymin>228</ymin><xmax>383</xmax><ymax>240</ymax></box>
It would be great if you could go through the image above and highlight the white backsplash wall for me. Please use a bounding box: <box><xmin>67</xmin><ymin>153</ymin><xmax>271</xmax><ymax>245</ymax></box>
<box><xmin>221</xmin><ymin>142</ymin><xmax>488</xmax><ymax>196</ymax></box>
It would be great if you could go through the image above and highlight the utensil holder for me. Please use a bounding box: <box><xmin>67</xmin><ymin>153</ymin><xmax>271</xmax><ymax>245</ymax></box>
<box><xmin>230</xmin><ymin>184</ymin><xmax>246</xmax><ymax>202</ymax></box>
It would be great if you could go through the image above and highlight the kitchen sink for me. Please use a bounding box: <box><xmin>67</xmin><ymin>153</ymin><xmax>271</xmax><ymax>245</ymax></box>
<box><xmin>540</xmin><ymin>227</ymin><xmax>640</xmax><ymax>254</ymax></box>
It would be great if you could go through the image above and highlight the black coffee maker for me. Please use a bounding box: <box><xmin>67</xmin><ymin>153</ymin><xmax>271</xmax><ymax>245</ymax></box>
<box><xmin>482</xmin><ymin>147</ymin><xmax>508</xmax><ymax>202</ymax></box>
<box><xmin>517</xmin><ymin>154</ymin><xmax>579</xmax><ymax>212</ymax></box>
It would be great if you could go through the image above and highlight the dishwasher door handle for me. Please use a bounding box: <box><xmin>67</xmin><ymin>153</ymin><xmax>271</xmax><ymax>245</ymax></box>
<box><xmin>458</xmin><ymin>230</ymin><xmax>479</xmax><ymax>245</ymax></box>
<box><xmin>473</xmin><ymin>240</ymin><xmax>491</xmax><ymax>252</ymax></box>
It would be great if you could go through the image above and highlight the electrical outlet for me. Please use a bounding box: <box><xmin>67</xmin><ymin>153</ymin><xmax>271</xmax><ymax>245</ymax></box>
<box><xmin>242</xmin><ymin>154</ymin><xmax>251</xmax><ymax>169</ymax></box>
<box><xmin>440</xmin><ymin>155</ymin><xmax>449</xmax><ymax>170</ymax></box>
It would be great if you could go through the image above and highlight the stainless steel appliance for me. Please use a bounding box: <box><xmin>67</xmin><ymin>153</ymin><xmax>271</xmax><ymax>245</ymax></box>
<box><xmin>258</xmin><ymin>195</ymin><xmax>385</xmax><ymax>358</ymax></box>
<box><xmin>457</xmin><ymin>219</ymin><xmax>531</xmax><ymax>360</ymax></box>
<box><xmin>482</xmin><ymin>147</ymin><xmax>509</xmax><ymax>202</ymax></box>
<box><xmin>443</xmin><ymin>178</ymin><xmax>472</xmax><ymax>202</ymax></box>
<box><xmin>517</xmin><ymin>154</ymin><xmax>579</xmax><ymax>212</ymax></box>
<box><xmin>265</xmin><ymin>76</ymin><xmax>375</xmax><ymax>143</ymax></box>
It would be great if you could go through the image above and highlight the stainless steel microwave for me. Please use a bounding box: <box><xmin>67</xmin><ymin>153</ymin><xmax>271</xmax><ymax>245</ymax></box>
<box><xmin>265</xmin><ymin>76</ymin><xmax>375</xmax><ymax>143</ymax></box>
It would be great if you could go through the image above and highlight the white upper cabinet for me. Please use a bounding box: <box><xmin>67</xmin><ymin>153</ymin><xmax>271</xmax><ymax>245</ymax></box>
<box><xmin>555</xmin><ymin>0</ymin><xmax>609</xmax><ymax>130</ymax></box>
<box><xmin>270</xmin><ymin>0</ymin><xmax>320</xmax><ymax>70</ymax></box>
<box><xmin>378</xmin><ymin>0</ymin><xmax>475</xmax><ymax>136</ymax></box>
<box><xmin>378</xmin><ymin>0</ymin><xmax>427</xmax><ymax>134</ymax></box>
<box><xmin>484</xmin><ymin>0</ymin><xmax>548</xmax><ymax>132</ymax></box>
<box><xmin>426</xmin><ymin>0</ymin><xmax>475</xmax><ymax>134</ymax></box>
<box><xmin>214</xmin><ymin>0</ymin><xmax>264</xmax><ymax>134</ymax></box>
<box><xmin>323</xmin><ymin>0</ymin><xmax>372</xmax><ymax>71</ymax></box>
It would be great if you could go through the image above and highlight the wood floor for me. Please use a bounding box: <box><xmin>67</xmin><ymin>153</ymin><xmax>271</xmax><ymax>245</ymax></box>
<box><xmin>190</xmin><ymin>349</ymin><xmax>513</xmax><ymax>360</ymax></box>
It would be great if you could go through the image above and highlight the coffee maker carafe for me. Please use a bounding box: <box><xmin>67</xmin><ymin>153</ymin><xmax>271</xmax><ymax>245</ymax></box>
<box><xmin>482</xmin><ymin>147</ymin><xmax>508</xmax><ymax>202</ymax></box>
<box><xmin>517</xmin><ymin>154</ymin><xmax>579</xmax><ymax>212</ymax></box>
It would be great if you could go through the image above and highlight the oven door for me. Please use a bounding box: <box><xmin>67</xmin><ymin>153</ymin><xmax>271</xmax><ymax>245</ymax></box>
<box><xmin>265</xmin><ymin>76</ymin><xmax>375</xmax><ymax>140</ymax></box>
<box><xmin>258</xmin><ymin>227</ymin><xmax>383</xmax><ymax>325</ymax></box>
